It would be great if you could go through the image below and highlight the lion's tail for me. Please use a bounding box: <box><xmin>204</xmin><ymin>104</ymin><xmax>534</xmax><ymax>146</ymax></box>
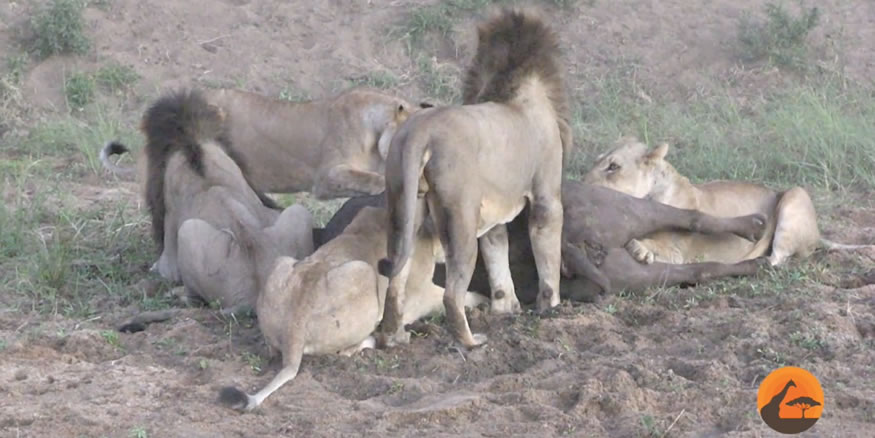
<box><xmin>99</xmin><ymin>141</ymin><xmax>136</xmax><ymax>177</ymax></box>
<box><xmin>219</xmin><ymin>321</ymin><xmax>306</xmax><ymax>412</ymax></box>
<box><xmin>378</xmin><ymin>132</ymin><xmax>431</xmax><ymax>279</ymax></box>
<box><xmin>820</xmin><ymin>238</ymin><xmax>875</xmax><ymax>252</ymax></box>
<box><xmin>218</xmin><ymin>361</ymin><xmax>301</xmax><ymax>412</ymax></box>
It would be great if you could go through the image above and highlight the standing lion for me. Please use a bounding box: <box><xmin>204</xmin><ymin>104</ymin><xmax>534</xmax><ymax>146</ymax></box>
<box><xmin>378</xmin><ymin>9</ymin><xmax>571</xmax><ymax>348</ymax></box>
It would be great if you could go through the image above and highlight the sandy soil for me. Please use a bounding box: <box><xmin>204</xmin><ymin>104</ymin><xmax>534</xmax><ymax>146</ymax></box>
<box><xmin>1</xmin><ymin>1</ymin><xmax>874</xmax><ymax>437</ymax></box>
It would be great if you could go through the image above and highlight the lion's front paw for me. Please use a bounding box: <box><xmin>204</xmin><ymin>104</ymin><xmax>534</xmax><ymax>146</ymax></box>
<box><xmin>625</xmin><ymin>239</ymin><xmax>655</xmax><ymax>264</ymax></box>
<box><xmin>490</xmin><ymin>291</ymin><xmax>521</xmax><ymax>315</ymax></box>
<box><xmin>376</xmin><ymin>327</ymin><xmax>410</xmax><ymax>349</ymax></box>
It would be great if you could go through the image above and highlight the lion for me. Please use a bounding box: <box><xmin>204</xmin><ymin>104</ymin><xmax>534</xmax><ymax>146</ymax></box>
<box><xmin>320</xmin><ymin>183</ymin><xmax>769</xmax><ymax>308</ymax></box>
<box><xmin>103</xmin><ymin>89</ymin><xmax>315</xmax><ymax>311</ymax></box>
<box><xmin>583</xmin><ymin>136</ymin><xmax>874</xmax><ymax>266</ymax></box>
<box><xmin>101</xmin><ymin>85</ymin><xmax>428</xmax><ymax>201</ymax></box>
<box><xmin>377</xmin><ymin>9</ymin><xmax>571</xmax><ymax>349</ymax></box>
<box><xmin>218</xmin><ymin>205</ymin><xmax>486</xmax><ymax>411</ymax></box>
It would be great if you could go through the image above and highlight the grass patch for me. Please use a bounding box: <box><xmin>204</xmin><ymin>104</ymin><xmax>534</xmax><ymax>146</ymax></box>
<box><xmin>278</xmin><ymin>84</ymin><xmax>310</xmax><ymax>102</ymax></box>
<box><xmin>415</xmin><ymin>54</ymin><xmax>460</xmax><ymax>104</ymax></box>
<box><xmin>12</xmin><ymin>105</ymin><xmax>139</xmax><ymax>176</ymax></box>
<box><xmin>0</xmin><ymin>174</ymin><xmax>153</xmax><ymax>317</ymax></box>
<box><xmin>737</xmin><ymin>2</ymin><xmax>820</xmax><ymax>70</ymax></box>
<box><xmin>273</xmin><ymin>193</ymin><xmax>344</xmax><ymax>227</ymax></box>
<box><xmin>95</xmin><ymin>63</ymin><xmax>139</xmax><ymax>94</ymax></box>
<box><xmin>31</xmin><ymin>0</ymin><xmax>91</xmax><ymax>58</ymax></box>
<box><xmin>346</xmin><ymin>70</ymin><xmax>400</xmax><ymax>90</ymax></box>
<box><xmin>65</xmin><ymin>71</ymin><xmax>96</xmax><ymax>109</ymax></box>
<box><xmin>574</xmin><ymin>74</ymin><xmax>875</xmax><ymax>192</ymax></box>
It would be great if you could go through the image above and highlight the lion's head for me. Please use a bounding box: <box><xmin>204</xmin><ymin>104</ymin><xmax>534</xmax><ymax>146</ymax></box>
<box><xmin>583</xmin><ymin>136</ymin><xmax>671</xmax><ymax>199</ymax></box>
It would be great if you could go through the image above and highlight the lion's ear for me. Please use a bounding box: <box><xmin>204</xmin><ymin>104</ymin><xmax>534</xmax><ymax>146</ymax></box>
<box><xmin>645</xmin><ymin>143</ymin><xmax>669</xmax><ymax>162</ymax></box>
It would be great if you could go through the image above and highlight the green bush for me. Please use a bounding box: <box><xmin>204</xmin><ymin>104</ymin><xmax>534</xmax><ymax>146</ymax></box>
<box><xmin>65</xmin><ymin>72</ymin><xmax>95</xmax><ymax>108</ymax></box>
<box><xmin>737</xmin><ymin>2</ymin><xmax>820</xmax><ymax>69</ymax></box>
<box><xmin>31</xmin><ymin>0</ymin><xmax>91</xmax><ymax>58</ymax></box>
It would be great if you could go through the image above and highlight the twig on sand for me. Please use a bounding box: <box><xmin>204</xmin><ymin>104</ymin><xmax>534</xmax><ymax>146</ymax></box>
<box><xmin>659</xmin><ymin>408</ymin><xmax>686</xmax><ymax>438</ymax></box>
<box><xmin>198</xmin><ymin>34</ymin><xmax>232</xmax><ymax>45</ymax></box>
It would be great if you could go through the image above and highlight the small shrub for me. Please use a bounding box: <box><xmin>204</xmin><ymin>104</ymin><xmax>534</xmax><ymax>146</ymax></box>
<box><xmin>737</xmin><ymin>2</ymin><xmax>820</xmax><ymax>69</ymax></box>
<box><xmin>94</xmin><ymin>63</ymin><xmax>139</xmax><ymax>93</ymax></box>
<box><xmin>65</xmin><ymin>72</ymin><xmax>95</xmax><ymax>109</ymax></box>
<box><xmin>31</xmin><ymin>0</ymin><xmax>91</xmax><ymax>58</ymax></box>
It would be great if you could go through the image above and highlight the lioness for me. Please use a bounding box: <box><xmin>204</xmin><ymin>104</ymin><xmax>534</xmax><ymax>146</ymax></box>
<box><xmin>584</xmin><ymin>136</ymin><xmax>873</xmax><ymax>266</ymax></box>
<box><xmin>101</xmin><ymin>86</ymin><xmax>427</xmax><ymax>200</ymax></box>
<box><xmin>218</xmin><ymin>206</ymin><xmax>486</xmax><ymax>411</ymax></box>
<box><xmin>378</xmin><ymin>9</ymin><xmax>571</xmax><ymax>349</ymax></box>
<box><xmin>102</xmin><ymin>89</ymin><xmax>314</xmax><ymax>310</ymax></box>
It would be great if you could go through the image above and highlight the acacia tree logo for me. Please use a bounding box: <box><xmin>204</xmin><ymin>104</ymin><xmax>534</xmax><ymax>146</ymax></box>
<box><xmin>757</xmin><ymin>366</ymin><xmax>824</xmax><ymax>434</ymax></box>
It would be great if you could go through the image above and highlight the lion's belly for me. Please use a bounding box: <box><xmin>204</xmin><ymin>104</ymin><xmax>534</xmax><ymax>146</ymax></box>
<box><xmin>477</xmin><ymin>196</ymin><xmax>528</xmax><ymax>237</ymax></box>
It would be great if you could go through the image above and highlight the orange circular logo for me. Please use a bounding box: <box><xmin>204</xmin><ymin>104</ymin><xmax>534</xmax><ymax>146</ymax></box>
<box><xmin>757</xmin><ymin>366</ymin><xmax>823</xmax><ymax>434</ymax></box>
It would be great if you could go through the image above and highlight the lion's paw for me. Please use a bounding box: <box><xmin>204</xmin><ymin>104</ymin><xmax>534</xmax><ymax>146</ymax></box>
<box><xmin>376</xmin><ymin>328</ymin><xmax>410</xmax><ymax>349</ymax></box>
<box><xmin>490</xmin><ymin>294</ymin><xmax>521</xmax><ymax>315</ymax></box>
<box><xmin>626</xmin><ymin>239</ymin><xmax>655</xmax><ymax>264</ymax></box>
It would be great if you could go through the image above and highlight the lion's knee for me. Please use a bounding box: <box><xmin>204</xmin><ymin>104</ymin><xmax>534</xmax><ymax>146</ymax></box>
<box><xmin>529</xmin><ymin>200</ymin><xmax>561</xmax><ymax>228</ymax></box>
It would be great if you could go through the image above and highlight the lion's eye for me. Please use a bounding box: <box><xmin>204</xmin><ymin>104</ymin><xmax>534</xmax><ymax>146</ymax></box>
<box><xmin>606</xmin><ymin>162</ymin><xmax>620</xmax><ymax>172</ymax></box>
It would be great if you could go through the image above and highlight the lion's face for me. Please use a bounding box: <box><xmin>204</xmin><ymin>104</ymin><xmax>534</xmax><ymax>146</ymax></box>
<box><xmin>376</xmin><ymin>101</ymin><xmax>432</xmax><ymax>160</ymax></box>
<box><xmin>583</xmin><ymin>137</ymin><xmax>670</xmax><ymax>199</ymax></box>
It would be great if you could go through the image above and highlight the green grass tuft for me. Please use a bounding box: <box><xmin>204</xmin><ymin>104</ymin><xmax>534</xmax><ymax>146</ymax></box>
<box><xmin>65</xmin><ymin>71</ymin><xmax>96</xmax><ymax>109</ymax></box>
<box><xmin>347</xmin><ymin>70</ymin><xmax>400</xmax><ymax>90</ymax></box>
<box><xmin>737</xmin><ymin>2</ymin><xmax>820</xmax><ymax>70</ymax></box>
<box><xmin>31</xmin><ymin>0</ymin><xmax>91</xmax><ymax>58</ymax></box>
<box><xmin>95</xmin><ymin>63</ymin><xmax>139</xmax><ymax>94</ymax></box>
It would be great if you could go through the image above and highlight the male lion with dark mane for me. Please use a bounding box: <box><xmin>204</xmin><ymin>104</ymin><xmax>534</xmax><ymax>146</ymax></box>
<box><xmin>101</xmin><ymin>86</ymin><xmax>426</xmax><ymax>200</ymax></box>
<box><xmin>102</xmin><ymin>89</ymin><xmax>314</xmax><ymax>311</ymax></box>
<box><xmin>378</xmin><ymin>9</ymin><xmax>571</xmax><ymax>348</ymax></box>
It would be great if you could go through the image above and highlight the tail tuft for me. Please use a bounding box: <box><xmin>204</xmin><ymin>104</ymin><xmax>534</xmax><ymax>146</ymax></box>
<box><xmin>377</xmin><ymin>258</ymin><xmax>393</xmax><ymax>277</ymax></box>
<box><xmin>99</xmin><ymin>141</ymin><xmax>135</xmax><ymax>176</ymax></box>
<box><xmin>218</xmin><ymin>386</ymin><xmax>251</xmax><ymax>411</ymax></box>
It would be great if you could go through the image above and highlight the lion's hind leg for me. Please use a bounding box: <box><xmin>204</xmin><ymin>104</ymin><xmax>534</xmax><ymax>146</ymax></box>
<box><xmin>177</xmin><ymin>218</ymin><xmax>255</xmax><ymax>311</ymax></box>
<box><xmin>768</xmin><ymin>187</ymin><xmax>819</xmax><ymax>266</ymax></box>
<box><xmin>479</xmin><ymin>224</ymin><xmax>521</xmax><ymax>314</ymax></box>
<box><xmin>432</xmin><ymin>199</ymin><xmax>487</xmax><ymax>348</ymax></box>
<box><xmin>527</xmin><ymin>195</ymin><xmax>564</xmax><ymax>311</ymax></box>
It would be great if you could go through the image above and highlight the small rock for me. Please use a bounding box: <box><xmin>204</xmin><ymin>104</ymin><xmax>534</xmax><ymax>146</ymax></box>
<box><xmin>13</xmin><ymin>369</ymin><xmax>27</xmax><ymax>381</ymax></box>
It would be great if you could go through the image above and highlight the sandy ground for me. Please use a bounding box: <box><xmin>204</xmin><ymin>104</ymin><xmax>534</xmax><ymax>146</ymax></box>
<box><xmin>1</xmin><ymin>1</ymin><xmax>874</xmax><ymax>437</ymax></box>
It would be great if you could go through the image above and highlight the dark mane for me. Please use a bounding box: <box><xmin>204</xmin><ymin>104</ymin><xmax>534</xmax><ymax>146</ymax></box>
<box><xmin>461</xmin><ymin>8</ymin><xmax>573</xmax><ymax>163</ymax></box>
<box><xmin>141</xmin><ymin>89</ymin><xmax>278</xmax><ymax>252</ymax></box>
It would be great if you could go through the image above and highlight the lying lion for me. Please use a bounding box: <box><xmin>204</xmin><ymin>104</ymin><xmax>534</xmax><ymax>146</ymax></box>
<box><xmin>219</xmin><ymin>206</ymin><xmax>485</xmax><ymax>411</ymax></box>
<box><xmin>319</xmin><ymin>183</ymin><xmax>768</xmax><ymax>307</ymax></box>
<box><xmin>584</xmin><ymin>136</ymin><xmax>873</xmax><ymax>266</ymax></box>
<box><xmin>102</xmin><ymin>89</ymin><xmax>314</xmax><ymax>310</ymax></box>
<box><xmin>101</xmin><ymin>85</ymin><xmax>427</xmax><ymax>201</ymax></box>
<box><xmin>379</xmin><ymin>9</ymin><xmax>571</xmax><ymax>349</ymax></box>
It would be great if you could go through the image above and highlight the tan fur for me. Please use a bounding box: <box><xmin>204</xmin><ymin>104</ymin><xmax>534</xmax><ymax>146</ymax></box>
<box><xmin>159</xmin><ymin>141</ymin><xmax>314</xmax><ymax>310</ymax></box>
<box><xmin>379</xmin><ymin>9</ymin><xmax>569</xmax><ymax>349</ymax></box>
<box><xmin>584</xmin><ymin>136</ymin><xmax>873</xmax><ymax>266</ymax></box>
<box><xmin>102</xmin><ymin>86</ymin><xmax>421</xmax><ymax>200</ymax></box>
<box><xmin>100</xmin><ymin>89</ymin><xmax>315</xmax><ymax>309</ymax></box>
<box><xmin>219</xmin><ymin>207</ymin><xmax>486</xmax><ymax>411</ymax></box>
<box><xmin>204</xmin><ymin>87</ymin><xmax>418</xmax><ymax>199</ymax></box>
